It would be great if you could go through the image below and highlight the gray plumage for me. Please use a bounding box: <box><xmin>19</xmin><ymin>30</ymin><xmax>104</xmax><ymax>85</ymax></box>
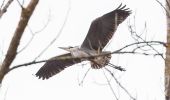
<box><xmin>36</xmin><ymin>4</ymin><xmax>131</xmax><ymax>79</ymax></box>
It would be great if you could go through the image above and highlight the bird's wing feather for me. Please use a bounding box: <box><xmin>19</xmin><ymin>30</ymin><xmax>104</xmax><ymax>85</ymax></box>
<box><xmin>81</xmin><ymin>4</ymin><xmax>131</xmax><ymax>51</ymax></box>
<box><xmin>35</xmin><ymin>53</ymin><xmax>81</xmax><ymax>79</ymax></box>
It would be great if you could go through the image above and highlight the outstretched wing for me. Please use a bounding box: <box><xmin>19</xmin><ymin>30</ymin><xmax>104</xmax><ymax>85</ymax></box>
<box><xmin>81</xmin><ymin>4</ymin><xmax>131</xmax><ymax>51</ymax></box>
<box><xmin>35</xmin><ymin>53</ymin><xmax>81</xmax><ymax>79</ymax></box>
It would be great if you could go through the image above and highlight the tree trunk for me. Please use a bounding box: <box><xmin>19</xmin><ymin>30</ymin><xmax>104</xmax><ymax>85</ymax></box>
<box><xmin>165</xmin><ymin>0</ymin><xmax>170</xmax><ymax>100</ymax></box>
<box><xmin>0</xmin><ymin>0</ymin><xmax>39</xmax><ymax>84</ymax></box>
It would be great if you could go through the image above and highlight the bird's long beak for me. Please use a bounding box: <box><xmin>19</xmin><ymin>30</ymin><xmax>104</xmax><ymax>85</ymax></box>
<box><xmin>58</xmin><ymin>47</ymin><xmax>70</xmax><ymax>51</ymax></box>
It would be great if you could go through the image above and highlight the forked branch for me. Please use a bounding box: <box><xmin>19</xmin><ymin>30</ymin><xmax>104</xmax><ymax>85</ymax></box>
<box><xmin>0</xmin><ymin>0</ymin><xmax>39</xmax><ymax>83</ymax></box>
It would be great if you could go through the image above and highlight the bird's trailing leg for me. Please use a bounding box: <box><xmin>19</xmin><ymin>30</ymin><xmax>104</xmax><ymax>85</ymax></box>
<box><xmin>107</xmin><ymin>63</ymin><xmax>126</xmax><ymax>71</ymax></box>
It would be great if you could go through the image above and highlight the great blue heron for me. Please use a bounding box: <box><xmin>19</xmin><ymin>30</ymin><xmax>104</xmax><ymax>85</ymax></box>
<box><xmin>36</xmin><ymin>4</ymin><xmax>131</xmax><ymax>79</ymax></box>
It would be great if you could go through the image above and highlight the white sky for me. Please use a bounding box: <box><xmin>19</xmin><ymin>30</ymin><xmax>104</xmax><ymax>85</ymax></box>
<box><xmin>0</xmin><ymin>0</ymin><xmax>167</xmax><ymax>100</ymax></box>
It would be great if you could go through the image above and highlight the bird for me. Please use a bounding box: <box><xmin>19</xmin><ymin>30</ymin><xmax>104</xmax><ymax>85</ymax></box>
<box><xmin>35</xmin><ymin>4</ymin><xmax>131</xmax><ymax>79</ymax></box>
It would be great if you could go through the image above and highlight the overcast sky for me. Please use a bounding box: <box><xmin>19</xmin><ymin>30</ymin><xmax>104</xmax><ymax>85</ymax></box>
<box><xmin>0</xmin><ymin>0</ymin><xmax>167</xmax><ymax>100</ymax></box>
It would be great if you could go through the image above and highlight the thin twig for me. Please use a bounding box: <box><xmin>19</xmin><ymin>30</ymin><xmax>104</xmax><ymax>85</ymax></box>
<box><xmin>114</xmin><ymin>41</ymin><xmax>165</xmax><ymax>53</ymax></box>
<box><xmin>3</xmin><ymin>85</ymin><xmax>9</xmax><ymax>100</ymax></box>
<box><xmin>33</xmin><ymin>9</ymin><xmax>51</xmax><ymax>34</ymax></box>
<box><xmin>131</xmin><ymin>30</ymin><xmax>165</xmax><ymax>59</ymax></box>
<box><xmin>18</xmin><ymin>11</ymin><xmax>51</xmax><ymax>53</ymax></box>
<box><xmin>107</xmin><ymin>63</ymin><xmax>125</xmax><ymax>71</ymax></box>
<box><xmin>0</xmin><ymin>0</ymin><xmax>14</xmax><ymax>18</ymax></box>
<box><xmin>155</xmin><ymin>0</ymin><xmax>170</xmax><ymax>17</ymax></box>
<box><xmin>79</xmin><ymin>68</ymin><xmax>91</xmax><ymax>86</ymax></box>
<box><xmin>16</xmin><ymin>0</ymin><xmax>24</xmax><ymax>9</ymax></box>
<box><xmin>17</xmin><ymin>29</ymin><xmax>35</xmax><ymax>53</ymax></box>
<box><xmin>9</xmin><ymin>60</ymin><xmax>44</xmax><ymax>72</ymax></box>
<box><xmin>34</xmin><ymin>0</ymin><xmax>71</xmax><ymax>61</ymax></box>
<box><xmin>105</xmin><ymin>68</ymin><xmax>136</xmax><ymax>100</ymax></box>
<box><xmin>0</xmin><ymin>0</ymin><xmax>6</xmax><ymax>9</ymax></box>
<box><xmin>128</xmin><ymin>15</ymin><xmax>165</xmax><ymax>59</ymax></box>
<box><xmin>102</xmin><ymin>69</ymin><xmax>119</xmax><ymax>100</ymax></box>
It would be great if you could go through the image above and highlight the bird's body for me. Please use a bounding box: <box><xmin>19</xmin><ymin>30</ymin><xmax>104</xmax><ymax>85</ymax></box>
<box><xmin>60</xmin><ymin>46</ymin><xmax>111</xmax><ymax>69</ymax></box>
<box><xmin>36</xmin><ymin>4</ymin><xmax>131</xmax><ymax>79</ymax></box>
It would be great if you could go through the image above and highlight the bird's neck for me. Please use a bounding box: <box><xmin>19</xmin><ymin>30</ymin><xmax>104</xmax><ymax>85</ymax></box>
<box><xmin>70</xmin><ymin>48</ymin><xmax>90</xmax><ymax>58</ymax></box>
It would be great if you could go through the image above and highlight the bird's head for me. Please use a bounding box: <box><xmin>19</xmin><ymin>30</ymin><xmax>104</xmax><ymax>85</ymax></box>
<box><xmin>58</xmin><ymin>46</ymin><xmax>79</xmax><ymax>52</ymax></box>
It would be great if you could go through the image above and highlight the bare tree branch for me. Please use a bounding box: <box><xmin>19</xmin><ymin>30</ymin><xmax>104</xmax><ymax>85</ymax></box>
<box><xmin>103</xmin><ymin>69</ymin><xmax>119</xmax><ymax>100</ymax></box>
<box><xmin>105</xmin><ymin>68</ymin><xmax>136</xmax><ymax>100</ymax></box>
<box><xmin>113</xmin><ymin>41</ymin><xmax>165</xmax><ymax>53</ymax></box>
<box><xmin>0</xmin><ymin>0</ymin><xmax>14</xmax><ymax>18</ymax></box>
<box><xmin>107</xmin><ymin>63</ymin><xmax>125</xmax><ymax>71</ymax></box>
<box><xmin>78</xmin><ymin>68</ymin><xmax>91</xmax><ymax>86</ymax></box>
<box><xmin>128</xmin><ymin>15</ymin><xmax>165</xmax><ymax>59</ymax></box>
<box><xmin>0</xmin><ymin>0</ymin><xmax>6</xmax><ymax>9</ymax></box>
<box><xmin>8</xmin><ymin>40</ymin><xmax>165</xmax><ymax>74</ymax></box>
<box><xmin>16</xmin><ymin>0</ymin><xmax>24</xmax><ymax>9</ymax></box>
<box><xmin>155</xmin><ymin>0</ymin><xmax>170</xmax><ymax>17</ymax></box>
<box><xmin>0</xmin><ymin>0</ymin><xmax>39</xmax><ymax>83</ymax></box>
<box><xmin>9</xmin><ymin>60</ymin><xmax>44</xmax><ymax>72</ymax></box>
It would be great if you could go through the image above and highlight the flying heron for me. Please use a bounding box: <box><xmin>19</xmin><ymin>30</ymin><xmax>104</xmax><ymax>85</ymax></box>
<box><xmin>36</xmin><ymin>4</ymin><xmax>131</xmax><ymax>79</ymax></box>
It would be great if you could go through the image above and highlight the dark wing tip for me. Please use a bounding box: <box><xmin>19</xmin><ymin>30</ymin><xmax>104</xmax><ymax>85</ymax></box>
<box><xmin>35</xmin><ymin>59</ymin><xmax>63</xmax><ymax>80</ymax></box>
<box><xmin>115</xmin><ymin>3</ymin><xmax>132</xmax><ymax>14</ymax></box>
<box><xmin>35</xmin><ymin>68</ymin><xmax>49</xmax><ymax>80</ymax></box>
<box><xmin>116</xmin><ymin>3</ymin><xmax>123</xmax><ymax>9</ymax></box>
<box><xmin>35</xmin><ymin>62</ymin><xmax>65</xmax><ymax>80</ymax></box>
